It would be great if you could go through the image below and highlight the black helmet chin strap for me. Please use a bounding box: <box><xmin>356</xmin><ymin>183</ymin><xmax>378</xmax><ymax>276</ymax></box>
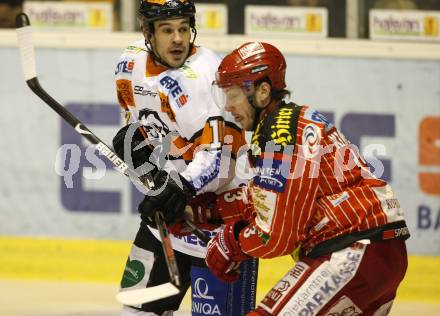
<box><xmin>145</xmin><ymin>27</ymin><xmax>197</xmax><ymax>69</ymax></box>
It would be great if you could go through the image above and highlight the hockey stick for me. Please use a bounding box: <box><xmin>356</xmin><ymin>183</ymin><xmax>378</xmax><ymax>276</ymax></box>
<box><xmin>15</xmin><ymin>12</ymin><xmax>208</xmax><ymax>305</ymax></box>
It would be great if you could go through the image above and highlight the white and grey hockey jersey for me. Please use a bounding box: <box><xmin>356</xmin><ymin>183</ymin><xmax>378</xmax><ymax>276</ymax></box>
<box><xmin>115</xmin><ymin>40</ymin><xmax>248</xmax><ymax>256</ymax></box>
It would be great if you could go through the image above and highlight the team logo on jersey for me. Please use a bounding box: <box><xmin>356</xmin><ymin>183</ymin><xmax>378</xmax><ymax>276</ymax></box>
<box><xmin>302</xmin><ymin>123</ymin><xmax>321</xmax><ymax>159</ymax></box>
<box><xmin>159</xmin><ymin>92</ymin><xmax>176</xmax><ymax>122</ymax></box>
<box><xmin>116</xmin><ymin>79</ymin><xmax>134</xmax><ymax>108</ymax></box>
<box><xmin>139</xmin><ymin>109</ymin><xmax>171</xmax><ymax>141</ymax></box>
<box><xmin>159</xmin><ymin>75</ymin><xmax>189</xmax><ymax>107</ymax></box>
<box><xmin>115</xmin><ymin>59</ymin><xmax>134</xmax><ymax>75</ymax></box>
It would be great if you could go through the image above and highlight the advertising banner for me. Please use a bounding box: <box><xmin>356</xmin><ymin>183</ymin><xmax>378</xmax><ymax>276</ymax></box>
<box><xmin>370</xmin><ymin>9</ymin><xmax>440</xmax><ymax>41</ymax></box>
<box><xmin>245</xmin><ymin>5</ymin><xmax>328</xmax><ymax>38</ymax></box>
<box><xmin>0</xmin><ymin>45</ymin><xmax>439</xmax><ymax>255</ymax></box>
<box><xmin>23</xmin><ymin>1</ymin><xmax>113</xmax><ymax>31</ymax></box>
<box><xmin>195</xmin><ymin>3</ymin><xmax>228</xmax><ymax>35</ymax></box>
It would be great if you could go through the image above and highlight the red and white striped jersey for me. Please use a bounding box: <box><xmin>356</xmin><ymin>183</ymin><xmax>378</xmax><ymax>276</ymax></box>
<box><xmin>238</xmin><ymin>102</ymin><xmax>406</xmax><ymax>258</ymax></box>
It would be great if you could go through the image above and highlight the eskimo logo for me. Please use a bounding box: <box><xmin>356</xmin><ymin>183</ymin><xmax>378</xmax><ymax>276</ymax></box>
<box><xmin>193</xmin><ymin>278</ymin><xmax>214</xmax><ymax>300</ymax></box>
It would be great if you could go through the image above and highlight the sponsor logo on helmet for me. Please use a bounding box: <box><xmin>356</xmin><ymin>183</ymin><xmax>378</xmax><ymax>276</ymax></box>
<box><xmin>238</xmin><ymin>42</ymin><xmax>266</xmax><ymax>60</ymax></box>
<box><xmin>251</xmin><ymin>64</ymin><xmax>269</xmax><ymax>74</ymax></box>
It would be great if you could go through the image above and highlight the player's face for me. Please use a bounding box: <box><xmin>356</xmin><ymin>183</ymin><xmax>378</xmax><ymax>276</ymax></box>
<box><xmin>149</xmin><ymin>17</ymin><xmax>191</xmax><ymax>68</ymax></box>
<box><xmin>224</xmin><ymin>86</ymin><xmax>256</xmax><ymax>131</ymax></box>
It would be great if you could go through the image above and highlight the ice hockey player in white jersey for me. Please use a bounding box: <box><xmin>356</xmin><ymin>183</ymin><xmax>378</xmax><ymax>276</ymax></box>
<box><xmin>113</xmin><ymin>1</ymin><xmax>258</xmax><ymax>315</ymax></box>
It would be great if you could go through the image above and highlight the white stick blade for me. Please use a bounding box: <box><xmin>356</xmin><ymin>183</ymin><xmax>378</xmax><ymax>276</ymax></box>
<box><xmin>116</xmin><ymin>282</ymin><xmax>180</xmax><ymax>305</ymax></box>
<box><xmin>16</xmin><ymin>25</ymin><xmax>37</xmax><ymax>81</ymax></box>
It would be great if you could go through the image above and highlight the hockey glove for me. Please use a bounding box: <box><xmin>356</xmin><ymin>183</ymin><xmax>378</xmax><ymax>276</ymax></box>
<box><xmin>168</xmin><ymin>186</ymin><xmax>252</xmax><ymax>237</ymax></box>
<box><xmin>168</xmin><ymin>192</ymin><xmax>219</xmax><ymax>237</ymax></box>
<box><xmin>138</xmin><ymin>169</ymin><xmax>196</xmax><ymax>225</ymax></box>
<box><xmin>215</xmin><ymin>187</ymin><xmax>254</xmax><ymax>224</ymax></box>
<box><xmin>112</xmin><ymin>123</ymin><xmax>157</xmax><ymax>176</ymax></box>
<box><xmin>182</xmin><ymin>187</ymin><xmax>252</xmax><ymax>226</ymax></box>
<box><xmin>205</xmin><ymin>221</ymin><xmax>250</xmax><ymax>283</ymax></box>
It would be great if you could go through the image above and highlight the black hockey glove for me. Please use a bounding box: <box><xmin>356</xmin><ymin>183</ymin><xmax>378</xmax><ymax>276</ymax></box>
<box><xmin>112</xmin><ymin>124</ymin><xmax>157</xmax><ymax>176</ymax></box>
<box><xmin>138</xmin><ymin>169</ymin><xmax>196</xmax><ymax>225</ymax></box>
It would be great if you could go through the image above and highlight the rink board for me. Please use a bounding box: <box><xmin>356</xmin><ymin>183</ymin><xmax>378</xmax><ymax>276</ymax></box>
<box><xmin>0</xmin><ymin>236</ymin><xmax>439</xmax><ymax>303</ymax></box>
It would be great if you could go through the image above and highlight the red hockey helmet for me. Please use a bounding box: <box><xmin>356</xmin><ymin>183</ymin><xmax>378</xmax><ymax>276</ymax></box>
<box><xmin>216</xmin><ymin>42</ymin><xmax>287</xmax><ymax>91</ymax></box>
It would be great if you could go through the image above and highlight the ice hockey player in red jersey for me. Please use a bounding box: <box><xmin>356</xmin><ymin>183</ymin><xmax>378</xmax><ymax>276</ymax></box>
<box><xmin>205</xmin><ymin>41</ymin><xmax>410</xmax><ymax>315</ymax></box>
